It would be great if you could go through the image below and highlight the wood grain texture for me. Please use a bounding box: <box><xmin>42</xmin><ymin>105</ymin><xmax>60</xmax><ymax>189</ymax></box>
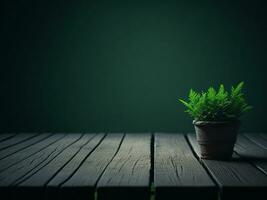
<box><xmin>1</xmin><ymin>133</ymin><xmax>267</xmax><ymax>200</ymax></box>
<box><xmin>254</xmin><ymin>162</ymin><xmax>267</xmax><ymax>175</ymax></box>
<box><xmin>0</xmin><ymin>133</ymin><xmax>38</xmax><ymax>151</ymax></box>
<box><xmin>18</xmin><ymin>134</ymin><xmax>96</xmax><ymax>185</ymax></box>
<box><xmin>236</xmin><ymin>134</ymin><xmax>267</xmax><ymax>175</ymax></box>
<box><xmin>187</xmin><ymin>133</ymin><xmax>267</xmax><ymax>200</ymax></box>
<box><xmin>235</xmin><ymin>134</ymin><xmax>267</xmax><ymax>159</ymax></box>
<box><xmin>11</xmin><ymin>134</ymin><xmax>105</xmax><ymax>200</ymax></box>
<box><xmin>0</xmin><ymin>134</ymin><xmax>82</xmax><ymax>186</ymax></box>
<box><xmin>244</xmin><ymin>134</ymin><xmax>267</xmax><ymax>150</ymax></box>
<box><xmin>0</xmin><ymin>133</ymin><xmax>65</xmax><ymax>172</ymax></box>
<box><xmin>0</xmin><ymin>134</ymin><xmax>16</xmax><ymax>142</ymax></box>
<box><xmin>60</xmin><ymin>133</ymin><xmax>124</xmax><ymax>200</ymax></box>
<box><xmin>44</xmin><ymin>133</ymin><xmax>105</xmax><ymax>200</ymax></box>
<box><xmin>0</xmin><ymin>133</ymin><xmax>52</xmax><ymax>160</ymax></box>
<box><xmin>97</xmin><ymin>134</ymin><xmax>151</xmax><ymax>200</ymax></box>
<box><xmin>154</xmin><ymin>133</ymin><xmax>217</xmax><ymax>200</ymax></box>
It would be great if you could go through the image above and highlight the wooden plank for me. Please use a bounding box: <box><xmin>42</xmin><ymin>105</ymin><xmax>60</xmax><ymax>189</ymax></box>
<box><xmin>235</xmin><ymin>135</ymin><xmax>267</xmax><ymax>161</ymax></box>
<box><xmin>235</xmin><ymin>134</ymin><xmax>267</xmax><ymax>175</ymax></box>
<box><xmin>97</xmin><ymin>134</ymin><xmax>151</xmax><ymax>200</ymax></box>
<box><xmin>0</xmin><ymin>133</ymin><xmax>65</xmax><ymax>172</ymax></box>
<box><xmin>0</xmin><ymin>133</ymin><xmax>16</xmax><ymax>142</ymax></box>
<box><xmin>44</xmin><ymin>133</ymin><xmax>105</xmax><ymax>200</ymax></box>
<box><xmin>154</xmin><ymin>133</ymin><xmax>217</xmax><ymax>200</ymax></box>
<box><xmin>0</xmin><ymin>134</ymin><xmax>82</xmax><ymax>186</ymax></box>
<box><xmin>244</xmin><ymin>133</ymin><xmax>267</xmax><ymax>150</ymax></box>
<box><xmin>0</xmin><ymin>133</ymin><xmax>52</xmax><ymax>160</ymax></box>
<box><xmin>16</xmin><ymin>134</ymin><xmax>96</xmax><ymax>185</ymax></box>
<box><xmin>235</xmin><ymin>134</ymin><xmax>267</xmax><ymax>159</ymax></box>
<box><xmin>260</xmin><ymin>133</ymin><xmax>267</xmax><ymax>140</ymax></box>
<box><xmin>11</xmin><ymin>134</ymin><xmax>105</xmax><ymax>200</ymax></box>
<box><xmin>0</xmin><ymin>133</ymin><xmax>38</xmax><ymax>151</ymax></box>
<box><xmin>187</xmin><ymin>134</ymin><xmax>267</xmax><ymax>200</ymax></box>
<box><xmin>254</xmin><ymin>162</ymin><xmax>267</xmax><ymax>175</ymax></box>
<box><xmin>60</xmin><ymin>133</ymin><xmax>124</xmax><ymax>200</ymax></box>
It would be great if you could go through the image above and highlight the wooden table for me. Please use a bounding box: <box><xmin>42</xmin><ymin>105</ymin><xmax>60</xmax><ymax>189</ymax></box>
<box><xmin>0</xmin><ymin>133</ymin><xmax>266</xmax><ymax>200</ymax></box>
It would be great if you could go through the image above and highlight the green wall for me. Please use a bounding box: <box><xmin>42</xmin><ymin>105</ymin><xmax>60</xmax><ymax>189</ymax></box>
<box><xmin>1</xmin><ymin>0</ymin><xmax>267</xmax><ymax>132</ymax></box>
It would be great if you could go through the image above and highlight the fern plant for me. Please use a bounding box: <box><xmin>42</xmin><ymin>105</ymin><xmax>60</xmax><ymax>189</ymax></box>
<box><xmin>179</xmin><ymin>82</ymin><xmax>252</xmax><ymax>121</ymax></box>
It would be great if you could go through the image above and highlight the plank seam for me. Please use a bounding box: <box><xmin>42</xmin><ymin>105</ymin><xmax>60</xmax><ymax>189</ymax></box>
<box><xmin>243</xmin><ymin>134</ymin><xmax>267</xmax><ymax>150</ymax></box>
<box><xmin>56</xmin><ymin>133</ymin><xmax>108</xmax><ymax>187</ymax></box>
<box><xmin>0</xmin><ymin>133</ymin><xmax>53</xmax><ymax>161</ymax></box>
<box><xmin>95</xmin><ymin>133</ymin><xmax>126</xmax><ymax>191</ymax></box>
<box><xmin>252</xmin><ymin>164</ymin><xmax>267</xmax><ymax>176</ymax></box>
<box><xmin>0</xmin><ymin>134</ymin><xmax>66</xmax><ymax>173</ymax></box>
<box><xmin>184</xmin><ymin>134</ymin><xmax>222</xmax><ymax>199</ymax></box>
<box><xmin>0</xmin><ymin>134</ymin><xmax>39</xmax><ymax>151</ymax></box>
<box><xmin>235</xmin><ymin>134</ymin><xmax>267</xmax><ymax>176</ymax></box>
<box><xmin>0</xmin><ymin>133</ymin><xmax>17</xmax><ymax>143</ymax></box>
<box><xmin>12</xmin><ymin>134</ymin><xmax>85</xmax><ymax>186</ymax></box>
<box><xmin>150</xmin><ymin>133</ymin><xmax>154</xmax><ymax>186</ymax></box>
<box><xmin>233</xmin><ymin>150</ymin><xmax>267</xmax><ymax>177</ymax></box>
<box><xmin>150</xmin><ymin>133</ymin><xmax>155</xmax><ymax>200</ymax></box>
<box><xmin>42</xmin><ymin>134</ymin><xmax>100</xmax><ymax>186</ymax></box>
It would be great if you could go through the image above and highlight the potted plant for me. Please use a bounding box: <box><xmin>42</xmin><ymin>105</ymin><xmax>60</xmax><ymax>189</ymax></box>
<box><xmin>179</xmin><ymin>82</ymin><xmax>252</xmax><ymax>160</ymax></box>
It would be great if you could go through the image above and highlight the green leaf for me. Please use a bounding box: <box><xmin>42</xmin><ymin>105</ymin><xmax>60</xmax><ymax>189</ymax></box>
<box><xmin>178</xmin><ymin>82</ymin><xmax>252</xmax><ymax>121</ymax></box>
<box><xmin>179</xmin><ymin>99</ymin><xmax>190</xmax><ymax>108</ymax></box>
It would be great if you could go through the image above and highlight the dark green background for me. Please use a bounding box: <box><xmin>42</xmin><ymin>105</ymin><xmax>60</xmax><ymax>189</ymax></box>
<box><xmin>1</xmin><ymin>0</ymin><xmax>267</xmax><ymax>133</ymax></box>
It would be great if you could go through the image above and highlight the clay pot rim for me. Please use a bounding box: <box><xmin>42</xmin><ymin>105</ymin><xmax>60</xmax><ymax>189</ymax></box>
<box><xmin>193</xmin><ymin>120</ymin><xmax>240</xmax><ymax>126</ymax></box>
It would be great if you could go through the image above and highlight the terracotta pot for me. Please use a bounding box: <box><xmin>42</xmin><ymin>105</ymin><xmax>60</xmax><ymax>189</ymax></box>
<box><xmin>193</xmin><ymin>120</ymin><xmax>240</xmax><ymax>160</ymax></box>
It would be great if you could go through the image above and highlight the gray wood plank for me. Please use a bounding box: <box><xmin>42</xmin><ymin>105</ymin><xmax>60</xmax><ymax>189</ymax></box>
<box><xmin>154</xmin><ymin>133</ymin><xmax>217</xmax><ymax>200</ymax></box>
<box><xmin>254</xmin><ymin>162</ymin><xmax>267</xmax><ymax>175</ymax></box>
<box><xmin>0</xmin><ymin>133</ymin><xmax>38</xmax><ymax>151</ymax></box>
<box><xmin>235</xmin><ymin>134</ymin><xmax>267</xmax><ymax>175</ymax></box>
<box><xmin>97</xmin><ymin>134</ymin><xmax>151</xmax><ymax>200</ymax></box>
<box><xmin>16</xmin><ymin>134</ymin><xmax>96</xmax><ymax>185</ymax></box>
<box><xmin>260</xmin><ymin>133</ymin><xmax>267</xmax><ymax>140</ymax></box>
<box><xmin>0</xmin><ymin>133</ymin><xmax>65</xmax><ymax>172</ymax></box>
<box><xmin>187</xmin><ymin>133</ymin><xmax>267</xmax><ymax>200</ymax></box>
<box><xmin>11</xmin><ymin>134</ymin><xmax>105</xmax><ymax>200</ymax></box>
<box><xmin>244</xmin><ymin>133</ymin><xmax>267</xmax><ymax>150</ymax></box>
<box><xmin>235</xmin><ymin>134</ymin><xmax>267</xmax><ymax>159</ymax></box>
<box><xmin>0</xmin><ymin>133</ymin><xmax>16</xmax><ymax>142</ymax></box>
<box><xmin>60</xmin><ymin>133</ymin><xmax>124</xmax><ymax>200</ymax></box>
<box><xmin>0</xmin><ymin>133</ymin><xmax>52</xmax><ymax>160</ymax></box>
<box><xmin>44</xmin><ymin>133</ymin><xmax>105</xmax><ymax>200</ymax></box>
<box><xmin>0</xmin><ymin>134</ymin><xmax>82</xmax><ymax>186</ymax></box>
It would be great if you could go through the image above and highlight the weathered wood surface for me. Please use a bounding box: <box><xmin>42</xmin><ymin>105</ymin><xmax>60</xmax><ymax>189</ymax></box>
<box><xmin>0</xmin><ymin>133</ymin><xmax>52</xmax><ymax>160</ymax></box>
<box><xmin>236</xmin><ymin>134</ymin><xmax>267</xmax><ymax>175</ymax></box>
<box><xmin>187</xmin><ymin>134</ymin><xmax>267</xmax><ymax>200</ymax></box>
<box><xmin>0</xmin><ymin>133</ymin><xmax>267</xmax><ymax>200</ymax></box>
<box><xmin>0</xmin><ymin>134</ymin><xmax>82</xmax><ymax>186</ymax></box>
<box><xmin>235</xmin><ymin>134</ymin><xmax>267</xmax><ymax>160</ymax></box>
<box><xmin>244</xmin><ymin>134</ymin><xmax>267</xmax><ymax>150</ymax></box>
<box><xmin>45</xmin><ymin>133</ymin><xmax>105</xmax><ymax>200</ymax></box>
<box><xmin>12</xmin><ymin>134</ymin><xmax>105</xmax><ymax>200</ymax></box>
<box><xmin>60</xmin><ymin>133</ymin><xmax>124</xmax><ymax>200</ymax></box>
<box><xmin>0</xmin><ymin>133</ymin><xmax>38</xmax><ymax>151</ymax></box>
<box><xmin>0</xmin><ymin>133</ymin><xmax>65</xmax><ymax>172</ymax></box>
<box><xmin>0</xmin><ymin>133</ymin><xmax>16</xmax><ymax>142</ymax></box>
<box><xmin>97</xmin><ymin>134</ymin><xmax>151</xmax><ymax>200</ymax></box>
<box><xmin>154</xmin><ymin>133</ymin><xmax>217</xmax><ymax>200</ymax></box>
